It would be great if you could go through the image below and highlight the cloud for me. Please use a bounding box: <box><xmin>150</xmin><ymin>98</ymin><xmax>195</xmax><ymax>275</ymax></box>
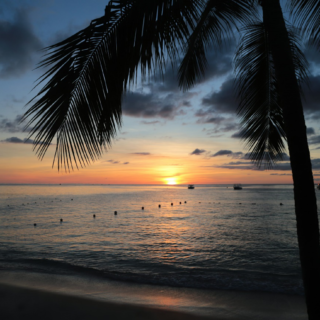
<box><xmin>0</xmin><ymin>7</ymin><xmax>42</xmax><ymax>78</ymax></box>
<box><xmin>304</xmin><ymin>43</ymin><xmax>320</xmax><ymax>69</ymax></box>
<box><xmin>302</xmin><ymin>75</ymin><xmax>320</xmax><ymax>118</ymax></box>
<box><xmin>0</xmin><ymin>114</ymin><xmax>24</xmax><ymax>133</ymax></box>
<box><xmin>201</xmin><ymin>78</ymin><xmax>238</xmax><ymax>114</ymax></box>
<box><xmin>211</xmin><ymin>150</ymin><xmax>233</xmax><ymax>157</ymax></box>
<box><xmin>307</xmin><ymin>127</ymin><xmax>315</xmax><ymax>136</ymax></box>
<box><xmin>1</xmin><ymin>137</ymin><xmax>33</xmax><ymax>144</ymax></box>
<box><xmin>154</xmin><ymin>41</ymin><xmax>235</xmax><ymax>92</ymax></box>
<box><xmin>131</xmin><ymin>152</ymin><xmax>151</xmax><ymax>155</ymax></box>
<box><xmin>214</xmin><ymin>157</ymin><xmax>320</xmax><ymax>171</ymax></box>
<box><xmin>190</xmin><ymin>148</ymin><xmax>206</xmax><ymax>155</ymax></box>
<box><xmin>122</xmin><ymin>92</ymin><xmax>179</xmax><ymax>119</ymax></box>
<box><xmin>141</xmin><ymin>120</ymin><xmax>160</xmax><ymax>125</ymax></box>
<box><xmin>104</xmin><ymin>159</ymin><xmax>129</xmax><ymax>165</ymax></box>
<box><xmin>308</xmin><ymin>135</ymin><xmax>320</xmax><ymax>145</ymax></box>
<box><xmin>1</xmin><ymin>136</ymin><xmax>51</xmax><ymax>145</ymax></box>
<box><xmin>231</xmin><ymin>130</ymin><xmax>243</xmax><ymax>138</ymax></box>
<box><xmin>105</xmin><ymin>160</ymin><xmax>120</xmax><ymax>164</ymax></box>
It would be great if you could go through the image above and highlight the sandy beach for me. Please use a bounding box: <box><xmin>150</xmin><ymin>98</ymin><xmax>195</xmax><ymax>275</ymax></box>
<box><xmin>0</xmin><ymin>283</ymin><xmax>216</xmax><ymax>320</ymax></box>
<box><xmin>0</xmin><ymin>271</ymin><xmax>308</xmax><ymax>320</ymax></box>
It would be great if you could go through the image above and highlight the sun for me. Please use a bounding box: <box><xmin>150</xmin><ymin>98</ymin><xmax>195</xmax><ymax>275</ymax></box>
<box><xmin>165</xmin><ymin>177</ymin><xmax>177</xmax><ymax>185</ymax></box>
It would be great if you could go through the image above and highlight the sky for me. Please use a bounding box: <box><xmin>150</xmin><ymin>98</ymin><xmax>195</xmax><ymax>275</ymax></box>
<box><xmin>0</xmin><ymin>0</ymin><xmax>320</xmax><ymax>185</ymax></box>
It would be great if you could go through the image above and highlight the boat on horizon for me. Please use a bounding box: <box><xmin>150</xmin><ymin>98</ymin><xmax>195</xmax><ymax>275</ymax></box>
<box><xmin>233</xmin><ymin>184</ymin><xmax>242</xmax><ymax>190</ymax></box>
<box><xmin>188</xmin><ymin>184</ymin><xmax>195</xmax><ymax>189</ymax></box>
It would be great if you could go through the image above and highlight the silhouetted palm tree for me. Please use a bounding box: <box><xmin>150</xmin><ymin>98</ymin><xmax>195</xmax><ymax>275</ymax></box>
<box><xmin>22</xmin><ymin>1</ymin><xmax>320</xmax><ymax>318</ymax></box>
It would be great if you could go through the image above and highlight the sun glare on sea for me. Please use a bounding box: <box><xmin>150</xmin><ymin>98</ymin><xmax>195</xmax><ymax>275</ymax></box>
<box><xmin>165</xmin><ymin>177</ymin><xmax>177</xmax><ymax>185</ymax></box>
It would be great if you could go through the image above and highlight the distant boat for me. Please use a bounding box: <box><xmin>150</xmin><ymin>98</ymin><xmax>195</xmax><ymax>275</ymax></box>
<box><xmin>188</xmin><ymin>184</ymin><xmax>195</xmax><ymax>189</ymax></box>
<box><xmin>233</xmin><ymin>184</ymin><xmax>242</xmax><ymax>190</ymax></box>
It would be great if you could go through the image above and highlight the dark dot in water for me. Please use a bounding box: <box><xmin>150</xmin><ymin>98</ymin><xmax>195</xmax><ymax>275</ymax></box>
<box><xmin>71</xmin><ymin>199</ymin><xmax>73</xmax><ymax>201</ymax></box>
<box><xmin>280</xmin><ymin>203</ymin><xmax>283</xmax><ymax>206</ymax></box>
<box><xmin>239</xmin><ymin>203</ymin><xmax>242</xmax><ymax>204</ymax></box>
<box><xmin>93</xmin><ymin>214</ymin><xmax>96</xmax><ymax>218</ymax></box>
<box><xmin>158</xmin><ymin>204</ymin><xmax>161</xmax><ymax>208</ymax></box>
<box><xmin>34</xmin><ymin>223</ymin><xmax>37</xmax><ymax>227</ymax></box>
<box><xmin>171</xmin><ymin>203</ymin><xmax>173</xmax><ymax>206</ymax></box>
<box><xmin>114</xmin><ymin>211</ymin><xmax>117</xmax><ymax>215</ymax></box>
<box><xmin>179</xmin><ymin>202</ymin><xmax>181</xmax><ymax>204</ymax></box>
<box><xmin>142</xmin><ymin>207</ymin><xmax>144</xmax><ymax>210</ymax></box>
<box><xmin>60</xmin><ymin>219</ymin><xmax>63</xmax><ymax>222</ymax></box>
<box><xmin>184</xmin><ymin>201</ymin><xmax>187</xmax><ymax>204</ymax></box>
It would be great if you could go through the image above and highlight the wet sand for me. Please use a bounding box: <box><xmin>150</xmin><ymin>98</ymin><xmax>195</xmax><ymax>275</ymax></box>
<box><xmin>0</xmin><ymin>271</ymin><xmax>307</xmax><ymax>320</ymax></box>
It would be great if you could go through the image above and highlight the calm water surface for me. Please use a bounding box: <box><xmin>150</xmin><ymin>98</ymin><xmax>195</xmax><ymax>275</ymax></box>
<box><xmin>1</xmin><ymin>184</ymin><xmax>319</xmax><ymax>295</ymax></box>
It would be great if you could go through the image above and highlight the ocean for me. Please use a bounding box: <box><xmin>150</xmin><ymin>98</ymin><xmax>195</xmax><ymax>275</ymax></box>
<box><xmin>1</xmin><ymin>184</ymin><xmax>319</xmax><ymax>296</ymax></box>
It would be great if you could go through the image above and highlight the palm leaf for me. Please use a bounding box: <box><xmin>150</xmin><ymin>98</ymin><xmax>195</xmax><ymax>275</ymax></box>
<box><xmin>234</xmin><ymin>21</ymin><xmax>308</xmax><ymax>168</ymax></box>
<box><xmin>178</xmin><ymin>0</ymin><xmax>255</xmax><ymax>91</ymax></box>
<box><xmin>289</xmin><ymin>0</ymin><xmax>320</xmax><ymax>47</ymax></box>
<box><xmin>22</xmin><ymin>0</ymin><xmax>204</xmax><ymax>171</ymax></box>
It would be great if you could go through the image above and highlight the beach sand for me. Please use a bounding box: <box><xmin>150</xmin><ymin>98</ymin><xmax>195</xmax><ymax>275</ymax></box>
<box><xmin>0</xmin><ymin>283</ymin><xmax>215</xmax><ymax>320</ymax></box>
<box><xmin>0</xmin><ymin>271</ymin><xmax>308</xmax><ymax>320</ymax></box>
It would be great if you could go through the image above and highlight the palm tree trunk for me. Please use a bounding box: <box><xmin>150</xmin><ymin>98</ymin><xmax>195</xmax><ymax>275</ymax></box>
<box><xmin>261</xmin><ymin>0</ymin><xmax>320</xmax><ymax>319</ymax></box>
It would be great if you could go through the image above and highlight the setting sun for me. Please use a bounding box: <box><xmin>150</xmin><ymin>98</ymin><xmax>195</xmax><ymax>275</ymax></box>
<box><xmin>164</xmin><ymin>177</ymin><xmax>177</xmax><ymax>185</ymax></box>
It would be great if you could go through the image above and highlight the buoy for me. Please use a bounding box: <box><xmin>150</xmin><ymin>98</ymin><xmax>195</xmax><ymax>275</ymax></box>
<box><xmin>158</xmin><ymin>204</ymin><xmax>161</xmax><ymax>208</ymax></box>
<box><xmin>114</xmin><ymin>211</ymin><xmax>117</xmax><ymax>215</ymax></box>
<box><xmin>71</xmin><ymin>199</ymin><xmax>73</xmax><ymax>201</ymax></box>
<box><xmin>171</xmin><ymin>203</ymin><xmax>173</xmax><ymax>206</ymax></box>
<box><xmin>60</xmin><ymin>219</ymin><xmax>63</xmax><ymax>222</ymax></box>
<box><xmin>179</xmin><ymin>202</ymin><xmax>181</xmax><ymax>204</ymax></box>
<box><xmin>184</xmin><ymin>201</ymin><xmax>187</xmax><ymax>203</ymax></box>
<box><xmin>142</xmin><ymin>207</ymin><xmax>144</xmax><ymax>210</ymax></box>
<box><xmin>280</xmin><ymin>203</ymin><xmax>283</xmax><ymax>206</ymax></box>
<box><xmin>93</xmin><ymin>214</ymin><xmax>96</xmax><ymax>218</ymax></box>
<box><xmin>34</xmin><ymin>223</ymin><xmax>37</xmax><ymax>226</ymax></box>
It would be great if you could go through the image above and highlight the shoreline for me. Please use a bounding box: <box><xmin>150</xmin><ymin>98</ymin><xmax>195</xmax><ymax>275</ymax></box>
<box><xmin>0</xmin><ymin>283</ymin><xmax>214</xmax><ymax>320</ymax></box>
<box><xmin>0</xmin><ymin>270</ymin><xmax>307</xmax><ymax>320</ymax></box>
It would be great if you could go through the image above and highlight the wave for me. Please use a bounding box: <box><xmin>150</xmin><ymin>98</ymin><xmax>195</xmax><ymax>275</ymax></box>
<box><xmin>0</xmin><ymin>257</ymin><xmax>304</xmax><ymax>296</ymax></box>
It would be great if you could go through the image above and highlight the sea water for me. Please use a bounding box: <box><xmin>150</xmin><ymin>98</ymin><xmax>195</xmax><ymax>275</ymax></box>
<box><xmin>0</xmin><ymin>184</ymin><xmax>319</xmax><ymax>296</ymax></box>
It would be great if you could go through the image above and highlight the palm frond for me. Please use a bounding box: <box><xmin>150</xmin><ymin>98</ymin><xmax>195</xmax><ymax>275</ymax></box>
<box><xmin>22</xmin><ymin>0</ymin><xmax>203</xmax><ymax>171</ymax></box>
<box><xmin>289</xmin><ymin>0</ymin><xmax>320</xmax><ymax>47</ymax></box>
<box><xmin>178</xmin><ymin>0</ymin><xmax>255</xmax><ymax>91</ymax></box>
<box><xmin>234</xmin><ymin>21</ymin><xmax>308</xmax><ymax>168</ymax></box>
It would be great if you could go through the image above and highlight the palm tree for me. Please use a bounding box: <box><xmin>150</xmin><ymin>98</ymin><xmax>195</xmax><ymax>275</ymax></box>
<box><xmin>22</xmin><ymin>0</ymin><xmax>320</xmax><ymax>318</ymax></box>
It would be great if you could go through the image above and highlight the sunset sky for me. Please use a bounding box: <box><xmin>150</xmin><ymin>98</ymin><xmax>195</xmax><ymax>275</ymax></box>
<box><xmin>1</xmin><ymin>0</ymin><xmax>320</xmax><ymax>185</ymax></box>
